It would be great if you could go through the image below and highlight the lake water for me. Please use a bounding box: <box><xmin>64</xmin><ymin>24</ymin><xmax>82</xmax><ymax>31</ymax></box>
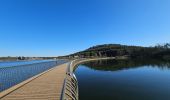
<box><xmin>75</xmin><ymin>59</ymin><xmax>170</xmax><ymax>100</ymax></box>
<box><xmin>0</xmin><ymin>60</ymin><xmax>67</xmax><ymax>92</ymax></box>
<box><xmin>0</xmin><ymin>60</ymin><xmax>57</xmax><ymax>68</ymax></box>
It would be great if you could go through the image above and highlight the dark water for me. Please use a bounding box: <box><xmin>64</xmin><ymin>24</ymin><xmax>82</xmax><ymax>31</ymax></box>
<box><xmin>0</xmin><ymin>60</ymin><xmax>67</xmax><ymax>92</ymax></box>
<box><xmin>74</xmin><ymin>59</ymin><xmax>170</xmax><ymax>100</ymax></box>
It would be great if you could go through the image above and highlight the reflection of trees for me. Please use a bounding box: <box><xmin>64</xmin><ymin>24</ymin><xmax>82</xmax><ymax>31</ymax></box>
<box><xmin>81</xmin><ymin>59</ymin><xmax>170</xmax><ymax>71</ymax></box>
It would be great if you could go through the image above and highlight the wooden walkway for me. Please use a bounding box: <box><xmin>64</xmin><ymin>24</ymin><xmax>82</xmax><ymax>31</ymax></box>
<box><xmin>0</xmin><ymin>63</ymin><xmax>68</xmax><ymax>100</ymax></box>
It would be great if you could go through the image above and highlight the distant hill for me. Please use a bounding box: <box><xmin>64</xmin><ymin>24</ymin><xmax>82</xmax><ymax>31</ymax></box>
<box><xmin>64</xmin><ymin>43</ymin><xmax>170</xmax><ymax>60</ymax></box>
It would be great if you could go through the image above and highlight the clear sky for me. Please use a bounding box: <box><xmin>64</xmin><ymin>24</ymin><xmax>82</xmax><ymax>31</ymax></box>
<box><xmin>0</xmin><ymin>0</ymin><xmax>170</xmax><ymax>57</ymax></box>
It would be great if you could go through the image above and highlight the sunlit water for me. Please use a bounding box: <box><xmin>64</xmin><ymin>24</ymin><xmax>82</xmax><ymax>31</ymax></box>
<box><xmin>0</xmin><ymin>60</ymin><xmax>67</xmax><ymax>92</ymax></box>
<box><xmin>75</xmin><ymin>59</ymin><xmax>170</xmax><ymax>100</ymax></box>
<box><xmin>0</xmin><ymin>60</ymin><xmax>56</xmax><ymax>68</ymax></box>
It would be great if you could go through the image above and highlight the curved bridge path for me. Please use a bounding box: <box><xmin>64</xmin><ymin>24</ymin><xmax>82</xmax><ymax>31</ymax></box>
<box><xmin>0</xmin><ymin>63</ymin><xmax>68</xmax><ymax>100</ymax></box>
<box><xmin>0</xmin><ymin>57</ymin><xmax>114</xmax><ymax>100</ymax></box>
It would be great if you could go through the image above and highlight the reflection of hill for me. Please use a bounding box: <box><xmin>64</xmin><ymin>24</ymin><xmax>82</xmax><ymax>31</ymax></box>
<box><xmin>81</xmin><ymin>59</ymin><xmax>170</xmax><ymax>71</ymax></box>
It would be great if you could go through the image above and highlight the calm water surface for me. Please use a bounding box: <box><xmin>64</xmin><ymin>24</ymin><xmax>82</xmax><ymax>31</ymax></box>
<box><xmin>74</xmin><ymin>59</ymin><xmax>170</xmax><ymax>100</ymax></box>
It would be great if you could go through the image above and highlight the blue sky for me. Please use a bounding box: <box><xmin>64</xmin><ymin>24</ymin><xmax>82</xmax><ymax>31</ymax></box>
<box><xmin>0</xmin><ymin>0</ymin><xmax>170</xmax><ymax>57</ymax></box>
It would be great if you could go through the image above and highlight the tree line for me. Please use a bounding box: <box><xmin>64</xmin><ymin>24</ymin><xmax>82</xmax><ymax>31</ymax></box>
<box><xmin>67</xmin><ymin>43</ymin><xmax>170</xmax><ymax>60</ymax></box>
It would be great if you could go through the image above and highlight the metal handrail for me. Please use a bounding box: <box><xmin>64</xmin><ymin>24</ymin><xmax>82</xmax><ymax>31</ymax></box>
<box><xmin>60</xmin><ymin>60</ymin><xmax>79</xmax><ymax>100</ymax></box>
<box><xmin>60</xmin><ymin>58</ymin><xmax>114</xmax><ymax>100</ymax></box>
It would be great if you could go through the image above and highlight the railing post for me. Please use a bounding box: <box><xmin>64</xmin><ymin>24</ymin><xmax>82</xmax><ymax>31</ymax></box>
<box><xmin>60</xmin><ymin>60</ymin><xmax>79</xmax><ymax>100</ymax></box>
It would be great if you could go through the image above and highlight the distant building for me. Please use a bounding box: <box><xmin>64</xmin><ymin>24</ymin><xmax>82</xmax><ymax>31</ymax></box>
<box><xmin>18</xmin><ymin>56</ymin><xmax>25</xmax><ymax>60</ymax></box>
<box><xmin>74</xmin><ymin>55</ymin><xmax>79</xmax><ymax>58</ymax></box>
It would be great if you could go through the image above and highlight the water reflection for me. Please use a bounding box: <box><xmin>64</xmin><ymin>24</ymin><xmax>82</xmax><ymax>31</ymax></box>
<box><xmin>82</xmin><ymin>59</ymin><xmax>170</xmax><ymax>71</ymax></box>
<box><xmin>75</xmin><ymin>59</ymin><xmax>170</xmax><ymax>100</ymax></box>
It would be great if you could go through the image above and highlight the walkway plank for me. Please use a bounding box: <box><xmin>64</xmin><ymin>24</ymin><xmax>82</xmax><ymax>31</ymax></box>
<box><xmin>1</xmin><ymin>63</ymin><xmax>68</xmax><ymax>100</ymax></box>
